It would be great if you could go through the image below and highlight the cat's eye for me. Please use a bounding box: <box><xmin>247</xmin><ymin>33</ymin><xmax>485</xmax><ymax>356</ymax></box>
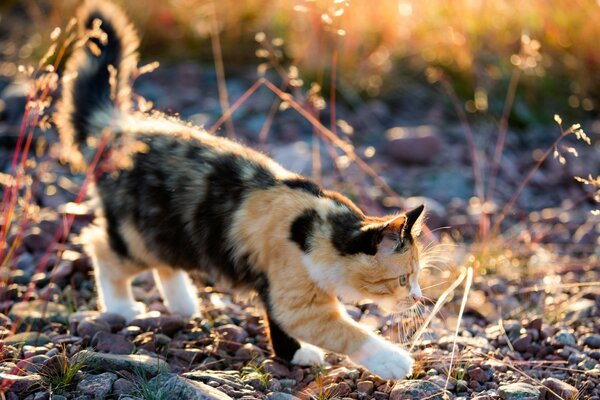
<box><xmin>399</xmin><ymin>274</ymin><xmax>408</xmax><ymax>286</ymax></box>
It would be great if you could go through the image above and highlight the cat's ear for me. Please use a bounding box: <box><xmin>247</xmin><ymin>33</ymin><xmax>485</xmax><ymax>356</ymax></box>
<box><xmin>360</xmin><ymin>215</ymin><xmax>406</xmax><ymax>254</ymax></box>
<box><xmin>404</xmin><ymin>204</ymin><xmax>425</xmax><ymax>237</ymax></box>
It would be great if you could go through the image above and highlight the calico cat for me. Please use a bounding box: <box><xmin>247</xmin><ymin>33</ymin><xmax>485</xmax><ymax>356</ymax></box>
<box><xmin>55</xmin><ymin>0</ymin><xmax>425</xmax><ymax>380</ymax></box>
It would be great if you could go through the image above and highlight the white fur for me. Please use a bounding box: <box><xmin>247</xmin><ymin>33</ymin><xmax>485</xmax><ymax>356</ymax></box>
<box><xmin>301</xmin><ymin>255</ymin><xmax>364</xmax><ymax>303</ymax></box>
<box><xmin>291</xmin><ymin>343</ymin><xmax>327</xmax><ymax>366</ymax></box>
<box><xmin>350</xmin><ymin>335</ymin><xmax>414</xmax><ymax>380</ymax></box>
<box><xmin>153</xmin><ymin>268</ymin><xmax>200</xmax><ymax>318</ymax></box>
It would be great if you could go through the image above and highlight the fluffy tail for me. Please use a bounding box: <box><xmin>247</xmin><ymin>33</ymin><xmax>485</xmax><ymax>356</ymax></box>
<box><xmin>55</xmin><ymin>0</ymin><xmax>139</xmax><ymax>167</ymax></box>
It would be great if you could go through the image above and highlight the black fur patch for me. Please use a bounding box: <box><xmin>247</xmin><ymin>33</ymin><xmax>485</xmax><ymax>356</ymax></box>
<box><xmin>329</xmin><ymin>212</ymin><xmax>380</xmax><ymax>255</ymax></box>
<box><xmin>71</xmin><ymin>11</ymin><xmax>123</xmax><ymax>145</ymax></box>
<box><xmin>256</xmin><ymin>279</ymin><xmax>301</xmax><ymax>362</ymax></box>
<box><xmin>290</xmin><ymin>209</ymin><xmax>319</xmax><ymax>252</ymax></box>
<box><xmin>281</xmin><ymin>178</ymin><xmax>322</xmax><ymax>197</ymax></box>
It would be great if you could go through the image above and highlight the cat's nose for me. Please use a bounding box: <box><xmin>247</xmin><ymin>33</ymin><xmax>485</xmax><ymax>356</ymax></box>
<box><xmin>411</xmin><ymin>294</ymin><xmax>424</xmax><ymax>303</ymax></box>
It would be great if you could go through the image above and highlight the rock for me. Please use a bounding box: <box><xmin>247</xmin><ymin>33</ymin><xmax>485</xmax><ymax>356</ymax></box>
<box><xmin>512</xmin><ymin>333</ymin><xmax>533</xmax><ymax>352</ymax></box>
<box><xmin>260</xmin><ymin>360</ymin><xmax>291</xmax><ymax>377</ymax></box>
<box><xmin>183</xmin><ymin>370</ymin><xmax>247</xmax><ymax>391</ymax></box>
<box><xmin>130</xmin><ymin>312</ymin><xmax>184</xmax><ymax>336</ymax></box>
<box><xmin>390</xmin><ymin>380</ymin><xmax>449</xmax><ymax>400</ymax></box>
<box><xmin>9</xmin><ymin>301</ymin><xmax>68</xmax><ymax>329</ymax></box>
<box><xmin>498</xmin><ymin>382</ymin><xmax>541</xmax><ymax>400</ymax></box>
<box><xmin>77</xmin><ymin>317</ymin><xmax>111</xmax><ymax>338</ymax></box>
<box><xmin>91</xmin><ymin>331</ymin><xmax>134</xmax><ymax>354</ymax></box>
<box><xmin>384</xmin><ymin>125</ymin><xmax>442</xmax><ymax>165</ymax></box>
<box><xmin>0</xmin><ymin>373</ymin><xmax>43</xmax><ymax>395</ymax></box>
<box><xmin>241</xmin><ymin>372</ymin><xmax>267</xmax><ymax>391</ymax></box>
<box><xmin>5</xmin><ymin>332</ymin><xmax>51</xmax><ymax>346</ymax></box>
<box><xmin>467</xmin><ymin>367</ymin><xmax>490</xmax><ymax>384</ymax></box>
<box><xmin>542</xmin><ymin>377</ymin><xmax>577</xmax><ymax>399</ymax></box>
<box><xmin>267</xmin><ymin>393</ymin><xmax>300</xmax><ymax>400</ymax></box>
<box><xmin>74</xmin><ymin>350</ymin><xmax>169</xmax><ymax>376</ymax></box>
<box><xmin>214</xmin><ymin>324</ymin><xmax>248</xmax><ymax>344</ymax></box>
<box><xmin>23</xmin><ymin>229</ymin><xmax>53</xmax><ymax>253</ymax></box>
<box><xmin>584</xmin><ymin>334</ymin><xmax>600</xmax><ymax>349</ymax></box>
<box><xmin>76</xmin><ymin>372</ymin><xmax>118</xmax><ymax>399</ymax></box>
<box><xmin>357</xmin><ymin>380</ymin><xmax>374</xmax><ymax>394</ymax></box>
<box><xmin>96</xmin><ymin>313</ymin><xmax>127</xmax><ymax>332</ymax></box>
<box><xmin>149</xmin><ymin>373</ymin><xmax>232</xmax><ymax>399</ymax></box>
<box><xmin>564</xmin><ymin>299</ymin><xmax>596</xmax><ymax>321</ymax></box>
<box><xmin>233</xmin><ymin>343</ymin><xmax>264</xmax><ymax>361</ymax></box>
<box><xmin>112</xmin><ymin>378</ymin><xmax>135</xmax><ymax>396</ymax></box>
<box><xmin>553</xmin><ymin>330</ymin><xmax>577</xmax><ymax>347</ymax></box>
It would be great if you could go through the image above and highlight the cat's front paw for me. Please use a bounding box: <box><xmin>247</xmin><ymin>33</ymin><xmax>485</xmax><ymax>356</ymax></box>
<box><xmin>291</xmin><ymin>343</ymin><xmax>327</xmax><ymax>366</ymax></box>
<box><xmin>351</xmin><ymin>336</ymin><xmax>414</xmax><ymax>380</ymax></box>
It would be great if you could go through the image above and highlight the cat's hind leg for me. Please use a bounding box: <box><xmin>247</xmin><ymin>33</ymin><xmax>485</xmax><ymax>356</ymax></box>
<box><xmin>153</xmin><ymin>267</ymin><xmax>200</xmax><ymax>318</ymax></box>
<box><xmin>82</xmin><ymin>225</ymin><xmax>147</xmax><ymax>321</ymax></box>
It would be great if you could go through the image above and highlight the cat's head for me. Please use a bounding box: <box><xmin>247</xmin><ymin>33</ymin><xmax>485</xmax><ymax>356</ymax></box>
<box><xmin>300</xmin><ymin>203</ymin><xmax>425</xmax><ymax>313</ymax></box>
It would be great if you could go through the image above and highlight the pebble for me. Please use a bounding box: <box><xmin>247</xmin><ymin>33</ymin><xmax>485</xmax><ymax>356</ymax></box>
<box><xmin>498</xmin><ymin>382</ymin><xmax>541</xmax><ymax>400</ymax></box>
<box><xmin>149</xmin><ymin>373</ymin><xmax>233</xmax><ymax>399</ymax></box>
<box><xmin>267</xmin><ymin>393</ymin><xmax>300</xmax><ymax>400</ymax></box>
<box><xmin>553</xmin><ymin>330</ymin><xmax>577</xmax><ymax>347</ymax></box>
<box><xmin>76</xmin><ymin>372</ymin><xmax>118</xmax><ymax>399</ymax></box>
<box><xmin>541</xmin><ymin>377</ymin><xmax>578</xmax><ymax>399</ymax></box>
<box><xmin>467</xmin><ymin>367</ymin><xmax>490</xmax><ymax>384</ymax></box>
<box><xmin>74</xmin><ymin>350</ymin><xmax>169</xmax><ymax>376</ymax></box>
<box><xmin>356</xmin><ymin>380</ymin><xmax>374</xmax><ymax>394</ymax></box>
<box><xmin>91</xmin><ymin>331</ymin><xmax>134</xmax><ymax>354</ymax></box>
<box><xmin>384</xmin><ymin>125</ymin><xmax>442</xmax><ymax>165</ymax></box>
<box><xmin>390</xmin><ymin>380</ymin><xmax>449</xmax><ymax>400</ymax></box>
<box><xmin>9</xmin><ymin>300</ymin><xmax>68</xmax><ymax>328</ymax></box>
<box><xmin>584</xmin><ymin>334</ymin><xmax>600</xmax><ymax>349</ymax></box>
<box><xmin>5</xmin><ymin>332</ymin><xmax>51</xmax><ymax>346</ymax></box>
<box><xmin>130</xmin><ymin>312</ymin><xmax>185</xmax><ymax>336</ymax></box>
<box><xmin>77</xmin><ymin>317</ymin><xmax>111</xmax><ymax>338</ymax></box>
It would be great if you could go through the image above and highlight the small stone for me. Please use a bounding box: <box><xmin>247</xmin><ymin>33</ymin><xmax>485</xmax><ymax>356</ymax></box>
<box><xmin>384</xmin><ymin>126</ymin><xmax>442</xmax><ymax>165</ymax></box>
<box><xmin>5</xmin><ymin>332</ymin><xmax>51</xmax><ymax>346</ymax></box>
<box><xmin>241</xmin><ymin>372</ymin><xmax>267</xmax><ymax>391</ymax></box>
<box><xmin>512</xmin><ymin>333</ymin><xmax>532</xmax><ymax>352</ymax></box>
<box><xmin>261</xmin><ymin>359</ymin><xmax>291</xmax><ymax>377</ymax></box>
<box><xmin>553</xmin><ymin>330</ymin><xmax>577</xmax><ymax>347</ymax></box>
<box><xmin>542</xmin><ymin>377</ymin><xmax>577</xmax><ymax>399</ymax></box>
<box><xmin>96</xmin><ymin>313</ymin><xmax>127</xmax><ymax>332</ymax></box>
<box><xmin>357</xmin><ymin>380</ymin><xmax>374</xmax><ymax>394</ymax></box>
<box><xmin>112</xmin><ymin>378</ymin><xmax>136</xmax><ymax>396</ymax></box>
<box><xmin>390</xmin><ymin>380</ymin><xmax>449</xmax><ymax>400</ymax></box>
<box><xmin>76</xmin><ymin>372</ymin><xmax>118</xmax><ymax>399</ymax></box>
<box><xmin>9</xmin><ymin>301</ymin><xmax>68</xmax><ymax>329</ymax></box>
<box><xmin>150</xmin><ymin>373</ymin><xmax>232</xmax><ymax>399</ymax></box>
<box><xmin>0</xmin><ymin>373</ymin><xmax>43</xmax><ymax>395</ymax></box>
<box><xmin>467</xmin><ymin>367</ymin><xmax>490</xmax><ymax>384</ymax></box>
<box><xmin>266</xmin><ymin>393</ymin><xmax>300</xmax><ymax>400</ymax></box>
<box><xmin>77</xmin><ymin>317</ymin><xmax>111</xmax><ymax>338</ymax></box>
<box><xmin>130</xmin><ymin>312</ymin><xmax>184</xmax><ymax>336</ymax></box>
<box><xmin>74</xmin><ymin>350</ymin><xmax>169</xmax><ymax>376</ymax></box>
<box><xmin>234</xmin><ymin>343</ymin><xmax>264</xmax><ymax>361</ymax></box>
<box><xmin>498</xmin><ymin>382</ymin><xmax>541</xmax><ymax>400</ymax></box>
<box><xmin>214</xmin><ymin>324</ymin><xmax>248</xmax><ymax>344</ymax></box>
<box><xmin>91</xmin><ymin>331</ymin><xmax>134</xmax><ymax>354</ymax></box>
<box><xmin>584</xmin><ymin>334</ymin><xmax>600</xmax><ymax>349</ymax></box>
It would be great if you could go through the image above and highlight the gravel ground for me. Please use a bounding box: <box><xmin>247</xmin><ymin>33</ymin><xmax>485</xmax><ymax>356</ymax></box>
<box><xmin>0</xmin><ymin>64</ymin><xmax>599</xmax><ymax>399</ymax></box>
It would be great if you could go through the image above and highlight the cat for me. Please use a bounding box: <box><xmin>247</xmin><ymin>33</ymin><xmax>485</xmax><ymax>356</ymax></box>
<box><xmin>55</xmin><ymin>0</ymin><xmax>426</xmax><ymax>380</ymax></box>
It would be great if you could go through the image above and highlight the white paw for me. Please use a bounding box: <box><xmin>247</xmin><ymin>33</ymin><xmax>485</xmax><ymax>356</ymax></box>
<box><xmin>291</xmin><ymin>343</ymin><xmax>327</xmax><ymax>366</ymax></box>
<box><xmin>165</xmin><ymin>296</ymin><xmax>200</xmax><ymax>318</ymax></box>
<box><xmin>351</xmin><ymin>336</ymin><xmax>414</xmax><ymax>380</ymax></box>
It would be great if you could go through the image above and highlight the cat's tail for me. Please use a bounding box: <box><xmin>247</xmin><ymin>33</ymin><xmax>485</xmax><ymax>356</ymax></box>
<box><xmin>55</xmin><ymin>0</ymin><xmax>139</xmax><ymax>167</ymax></box>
